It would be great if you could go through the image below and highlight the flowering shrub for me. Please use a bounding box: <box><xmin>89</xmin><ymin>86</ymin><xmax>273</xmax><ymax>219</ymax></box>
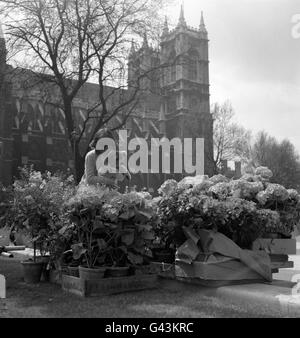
<box><xmin>63</xmin><ymin>185</ymin><xmax>156</xmax><ymax>268</ymax></box>
<box><xmin>8</xmin><ymin>166</ymin><xmax>75</xmax><ymax>257</ymax></box>
<box><xmin>157</xmin><ymin>167</ymin><xmax>300</xmax><ymax>248</ymax></box>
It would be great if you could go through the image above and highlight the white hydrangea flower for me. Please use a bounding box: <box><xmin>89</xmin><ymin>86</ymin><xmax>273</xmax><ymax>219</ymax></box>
<box><xmin>209</xmin><ymin>174</ymin><xmax>229</xmax><ymax>185</ymax></box>
<box><xmin>287</xmin><ymin>189</ymin><xmax>300</xmax><ymax>202</ymax></box>
<box><xmin>254</xmin><ymin>167</ymin><xmax>273</xmax><ymax>180</ymax></box>
<box><xmin>265</xmin><ymin>183</ymin><xmax>289</xmax><ymax>201</ymax></box>
<box><xmin>158</xmin><ymin>179</ymin><xmax>178</xmax><ymax>197</ymax></box>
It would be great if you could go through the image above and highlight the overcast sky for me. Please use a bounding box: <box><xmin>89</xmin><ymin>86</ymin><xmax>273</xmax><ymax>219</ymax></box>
<box><xmin>167</xmin><ymin>0</ymin><xmax>300</xmax><ymax>153</ymax></box>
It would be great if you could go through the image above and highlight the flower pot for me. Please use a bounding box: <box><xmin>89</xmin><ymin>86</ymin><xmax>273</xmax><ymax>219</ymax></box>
<box><xmin>68</xmin><ymin>266</ymin><xmax>79</xmax><ymax>277</ymax></box>
<box><xmin>21</xmin><ymin>261</ymin><xmax>44</xmax><ymax>284</ymax></box>
<box><xmin>106</xmin><ymin>266</ymin><xmax>130</xmax><ymax>278</ymax></box>
<box><xmin>79</xmin><ymin>266</ymin><xmax>106</xmax><ymax>280</ymax></box>
<box><xmin>49</xmin><ymin>269</ymin><xmax>62</xmax><ymax>285</ymax></box>
<box><xmin>41</xmin><ymin>267</ymin><xmax>50</xmax><ymax>282</ymax></box>
<box><xmin>40</xmin><ymin>256</ymin><xmax>51</xmax><ymax>282</ymax></box>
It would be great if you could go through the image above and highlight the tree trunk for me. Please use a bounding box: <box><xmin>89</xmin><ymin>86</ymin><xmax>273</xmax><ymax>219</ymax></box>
<box><xmin>74</xmin><ymin>140</ymin><xmax>85</xmax><ymax>184</ymax></box>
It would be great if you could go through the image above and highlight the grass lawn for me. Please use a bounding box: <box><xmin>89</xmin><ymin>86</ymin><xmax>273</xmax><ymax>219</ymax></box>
<box><xmin>0</xmin><ymin>257</ymin><xmax>285</xmax><ymax>318</ymax></box>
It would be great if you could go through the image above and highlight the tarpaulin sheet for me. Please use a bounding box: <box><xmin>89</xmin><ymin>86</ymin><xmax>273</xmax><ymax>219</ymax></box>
<box><xmin>176</xmin><ymin>228</ymin><xmax>272</xmax><ymax>282</ymax></box>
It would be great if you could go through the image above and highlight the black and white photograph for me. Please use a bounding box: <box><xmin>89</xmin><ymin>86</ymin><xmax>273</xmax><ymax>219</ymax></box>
<box><xmin>0</xmin><ymin>0</ymin><xmax>300</xmax><ymax>323</ymax></box>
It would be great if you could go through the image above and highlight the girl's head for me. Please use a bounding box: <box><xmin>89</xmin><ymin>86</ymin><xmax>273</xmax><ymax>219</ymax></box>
<box><xmin>90</xmin><ymin>128</ymin><xmax>118</xmax><ymax>151</ymax></box>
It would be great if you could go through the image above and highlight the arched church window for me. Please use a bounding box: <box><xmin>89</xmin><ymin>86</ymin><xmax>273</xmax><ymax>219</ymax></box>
<box><xmin>168</xmin><ymin>97</ymin><xmax>176</xmax><ymax>114</ymax></box>
<box><xmin>190</xmin><ymin>97</ymin><xmax>198</xmax><ymax>112</ymax></box>
<box><xmin>32</xmin><ymin>103</ymin><xmax>44</xmax><ymax>132</ymax></box>
<box><xmin>13</xmin><ymin>98</ymin><xmax>22</xmax><ymax>129</ymax></box>
<box><xmin>189</xmin><ymin>50</ymin><xmax>199</xmax><ymax>81</ymax></box>
<box><xmin>52</xmin><ymin>108</ymin><xmax>66</xmax><ymax>135</ymax></box>
<box><xmin>26</xmin><ymin>103</ymin><xmax>35</xmax><ymax>132</ymax></box>
<box><xmin>171</xmin><ymin>65</ymin><xmax>176</xmax><ymax>82</ymax></box>
<box><xmin>168</xmin><ymin>50</ymin><xmax>176</xmax><ymax>83</ymax></box>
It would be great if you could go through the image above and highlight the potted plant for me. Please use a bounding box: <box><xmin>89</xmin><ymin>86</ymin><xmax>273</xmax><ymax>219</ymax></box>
<box><xmin>9</xmin><ymin>166</ymin><xmax>75</xmax><ymax>283</ymax></box>
<box><xmin>69</xmin><ymin>207</ymin><xmax>108</xmax><ymax>280</ymax></box>
<box><xmin>64</xmin><ymin>187</ymin><xmax>157</xmax><ymax>279</ymax></box>
<box><xmin>19</xmin><ymin>219</ymin><xmax>49</xmax><ymax>284</ymax></box>
<box><xmin>101</xmin><ymin>193</ymin><xmax>157</xmax><ymax>277</ymax></box>
<box><xmin>151</xmin><ymin>221</ymin><xmax>177</xmax><ymax>264</ymax></box>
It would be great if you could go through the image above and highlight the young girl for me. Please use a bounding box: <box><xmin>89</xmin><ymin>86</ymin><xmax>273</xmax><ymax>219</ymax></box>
<box><xmin>80</xmin><ymin>128</ymin><xmax>130</xmax><ymax>188</ymax></box>
<box><xmin>80</xmin><ymin>128</ymin><xmax>118</xmax><ymax>188</ymax></box>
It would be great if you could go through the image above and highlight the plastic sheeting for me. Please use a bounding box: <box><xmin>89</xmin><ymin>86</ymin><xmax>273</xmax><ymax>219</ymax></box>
<box><xmin>176</xmin><ymin>227</ymin><xmax>272</xmax><ymax>282</ymax></box>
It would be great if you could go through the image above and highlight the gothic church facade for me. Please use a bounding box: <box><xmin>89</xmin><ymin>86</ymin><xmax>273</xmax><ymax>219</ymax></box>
<box><xmin>0</xmin><ymin>7</ymin><xmax>213</xmax><ymax>191</ymax></box>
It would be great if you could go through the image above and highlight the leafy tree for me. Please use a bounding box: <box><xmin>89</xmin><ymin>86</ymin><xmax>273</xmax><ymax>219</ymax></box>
<box><xmin>211</xmin><ymin>101</ymin><xmax>251</xmax><ymax>174</ymax></box>
<box><xmin>251</xmin><ymin>131</ymin><xmax>300</xmax><ymax>190</ymax></box>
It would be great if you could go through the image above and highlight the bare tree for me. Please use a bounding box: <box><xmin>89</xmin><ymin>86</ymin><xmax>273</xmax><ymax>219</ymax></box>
<box><xmin>1</xmin><ymin>0</ymin><xmax>171</xmax><ymax>181</ymax></box>
<box><xmin>211</xmin><ymin>100</ymin><xmax>252</xmax><ymax>173</ymax></box>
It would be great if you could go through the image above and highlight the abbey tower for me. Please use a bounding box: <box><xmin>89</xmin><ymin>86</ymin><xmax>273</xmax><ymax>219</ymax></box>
<box><xmin>128</xmin><ymin>6</ymin><xmax>214</xmax><ymax>176</ymax></box>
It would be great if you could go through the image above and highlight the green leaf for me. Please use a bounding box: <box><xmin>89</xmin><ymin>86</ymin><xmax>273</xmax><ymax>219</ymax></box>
<box><xmin>121</xmin><ymin>230</ymin><xmax>135</xmax><ymax>246</ymax></box>
<box><xmin>58</xmin><ymin>224</ymin><xmax>72</xmax><ymax>235</ymax></box>
<box><xmin>79</xmin><ymin>208</ymin><xmax>90</xmax><ymax>216</ymax></box>
<box><xmin>137</xmin><ymin>210</ymin><xmax>152</xmax><ymax>220</ymax></box>
<box><xmin>97</xmin><ymin>239</ymin><xmax>107</xmax><ymax>251</ymax></box>
<box><xmin>138</xmin><ymin>224</ymin><xmax>152</xmax><ymax>232</ymax></box>
<box><xmin>127</xmin><ymin>252</ymin><xmax>143</xmax><ymax>265</ymax></box>
<box><xmin>141</xmin><ymin>231</ymin><xmax>155</xmax><ymax>240</ymax></box>
<box><xmin>71</xmin><ymin>243</ymin><xmax>87</xmax><ymax>260</ymax></box>
<box><xmin>134</xmin><ymin>238</ymin><xmax>144</xmax><ymax>248</ymax></box>
<box><xmin>118</xmin><ymin>245</ymin><xmax>128</xmax><ymax>254</ymax></box>
<box><xmin>93</xmin><ymin>219</ymin><xmax>104</xmax><ymax>230</ymax></box>
<box><xmin>119</xmin><ymin>209</ymin><xmax>136</xmax><ymax>220</ymax></box>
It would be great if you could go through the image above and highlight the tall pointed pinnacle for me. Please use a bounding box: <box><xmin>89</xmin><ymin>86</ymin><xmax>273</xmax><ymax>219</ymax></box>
<box><xmin>129</xmin><ymin>39</ymin><xmax>135</xmax><ymax>56</ymax></box>
<box><xmin>0</xmin><ymin>21</ymin><xmax>6</xmax><ymax>67</ymax></box>
<box><xmin>142</xmin><ymin>31</ymin><xmax>149</xmax><ymax>49</ymax></box>
<box><xmin>199</xmin><ymin>11</ymin><xmax>207</xmax><ymax>33</ymax></box>
<box><xmin>162</xmin><ymin>16</ymin><xmax>169</xmax><ymax>36</ymax></box>
<box><xmin>0</xmin><ymin>21</ymin><xmax>4</xmax><ymax>40</ymax></box>
<box><xmin>177</xmin><ymin>2</ymin><xmax>187</xmax><ymax>28</ymax></box>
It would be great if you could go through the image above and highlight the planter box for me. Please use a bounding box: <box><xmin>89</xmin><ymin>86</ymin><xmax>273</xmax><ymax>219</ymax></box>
<box><xmin>268</xmin><ymin>254</ymin><xmax>294</xmax><ymax>273</ymax></box>
<box><xmin>271</xmin><ymin>260</ymin><xmax>294</xmax><ymax>272</ymax></box>
<box><xmin>175</xmin><ymin>259</ymin><xmax>265</xmax><ymax>282</ymax></box>
<box><xmin>49</xmin><ymin>269</ymin><xmax>62</xmax><ymax>285</ymax></box>
<box><xmin>62</xmin><ymin>274</ymin><xmax>158</xmax><ymax>297</ymax></box>
<box><xmin>252</xmin><ymin>238</ymin><xmax>296</xmax><ymax>255</ymax></box>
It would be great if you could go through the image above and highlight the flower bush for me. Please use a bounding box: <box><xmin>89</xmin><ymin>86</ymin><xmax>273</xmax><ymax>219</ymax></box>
<box><xmin>62</xmin><ymin>185</ymin><xmax>157</xmax><ymax>269</ymax></box>
<box><xmin>7</xmin><ymin>166</ymin><xmax>75</xmax><ymax>258</ymax></box>
<box><xmin>157</xmin><ymin>168</ymin><xmax>300</xmax><ymax>249</ymax></box>
<box><xmin>4</xmin><ymin>163</ymin><xmax>300</xmax><ymax>269</ymax></box>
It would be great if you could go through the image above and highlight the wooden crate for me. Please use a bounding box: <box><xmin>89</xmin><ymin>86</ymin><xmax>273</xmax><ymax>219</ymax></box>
<box><xmin>62</xmin><ymin>274</ymin><xmax>158</xmax><ymax>297</ymax></box>
<box><xmin>269</xmin><ymin>254</ymin><xmax>294</xmax><ymax>273</ymax></box>
<box><xmin>176</xmin><ymin>277</ymin><xmax>265</xmax><ymax>288</ymax></box>
<box><xmin>252</xmin><ymin>238</ymin><xmax>296</xmax><ymax>255</ymax></box>
<box><xmin>62</xmin><ymin>275</ymin><xmax>85</xmax><ymax>296</ymax></box>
